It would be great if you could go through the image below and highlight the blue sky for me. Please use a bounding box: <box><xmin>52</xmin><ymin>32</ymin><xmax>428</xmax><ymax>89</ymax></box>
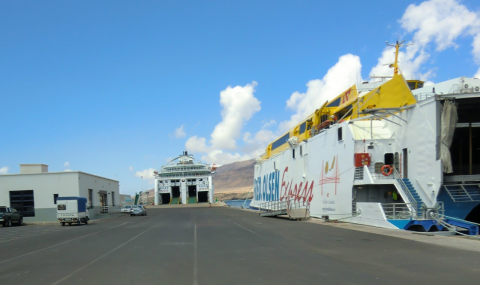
<box><xmin>1</xmin><ymin>0</ymin><xmax>480</xmax><ymax>195</ymax></box>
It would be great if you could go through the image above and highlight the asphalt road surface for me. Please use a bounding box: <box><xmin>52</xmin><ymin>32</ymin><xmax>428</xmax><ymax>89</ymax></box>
<box><xmin>1</xmin><ymin>207</ymin><xmax>479</xmax><ymax>285</ymax></box>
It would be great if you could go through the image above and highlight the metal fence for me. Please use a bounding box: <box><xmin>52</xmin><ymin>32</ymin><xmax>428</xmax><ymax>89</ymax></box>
<box><xmin>381</xmin><ymin>203</ymin><xmax>413</xmax><ymax>220</ymax></box>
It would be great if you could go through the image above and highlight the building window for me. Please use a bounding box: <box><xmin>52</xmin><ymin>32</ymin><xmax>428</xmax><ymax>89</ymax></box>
<box><xmin>111</xmin><ymin>192</ymin><xmax>115</xmax><ymax>206</ymax></box>
<box><xmin>88</xmin><ymin>189</ymin><xmax>93</xmax><ymax>208</ymax></box>
<box><xmin>53</xmin><ymin>194</ymin><xmax>59</xmax><ymax>204</ymax></box>
<box><xmin>9</xmin><ymin>190</ymin><xmax>35</xmax><ymax>217</ymax></box>
<box><xmin>338</xmin><ymin>127</ymin><xmax>343</xmax><ymax>141</ymax></box>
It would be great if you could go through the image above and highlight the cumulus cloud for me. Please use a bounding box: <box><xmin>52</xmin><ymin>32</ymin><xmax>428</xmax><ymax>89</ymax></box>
<box><xmin>135</xmin><ymin>168</ymin><xmax>156</xmax><ymax>184</ymax></box>
<box><xmin>63</xmin><ymin>161</ymin><xmax>71</xmax><ymax>171</ymax></box>
<box><xmin>210</xmin><ymin>82</ymin><xmax>261</xmax><ymax>150</ymax></box>
<box><xmin>185</xmin><ymin>136</ymin><xmax>210</xmax><ymax>153</ymax></box>
<box><xmin>370</xmin><ymin>0</ymin><xmax>480</xmax><ymax>80</ymax></box>
<box><xmin>280</xmin><ymin>54</ymin><xmax>362</xmax><ymax>131</ymax></box>
<box><xmin>0</xmin><ymin>166</ymin><xmax>9</xmax><ymax>174</ymax></box>
<box><xmin>174</xmin><ymin>125</ymin><xmax>186</xmax><ymax>138</ymax></box>
<box><xmin>262</xmin><ymin>119</ymin><xmax>276</xmax><ymax>129</ymax></box>
<box><xmin>184</xmin><ymin>82</ymin><xmax>264</xmax><ymax>164</ymax></box>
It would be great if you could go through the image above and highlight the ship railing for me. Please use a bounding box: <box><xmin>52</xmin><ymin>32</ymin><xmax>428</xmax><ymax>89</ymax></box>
<box><xmin>358</xmin><ymin>166</ymin><xmax>421</xmax><ymax>218</ymax></box>
<box><xmin>286</xmin><ymin>198</ymin><xmax>311</xmax><ymax>218</ymax></box>
<box><xmin>391</xmin><ymin>168</ymin><xmax>420</xmax><ymax>218</ymax></box>
<box><xmin>443</xmin><ymin>184</ymin><xmax>480</xmax><ymax>202</ymax></box>
<box><xmin>162</xmin><ymin>166</ymin><xmax>208</xmax><ymax>173</ymax></box>
<box><xmin>414</xmin><ymin>92</ymin><xmax>435</xmax><ymax>102</ymax></box>
<box><xmin>259</xmin><ymin>200</ymin><xmax>288</xmax><ymax>213</ymax></box>
<box><xmin>258</xmin><ymin>196</ymin><xmax>310</xmax><ymax>215</ymax></box>
<box><xmin>381</xmin><ymin>203</ymin><xmax>414</xmax><ymax>220</ymax></box>
<box><xmin>156</xmin><ymin>173</ymin><xmax>211</xmax><ymax>178</ymax></box>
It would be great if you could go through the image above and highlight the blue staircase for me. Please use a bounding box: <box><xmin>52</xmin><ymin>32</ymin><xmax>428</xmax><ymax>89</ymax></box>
<box><xmin>401</xmin><ymin>178</ymin><xmax>423</xmax><ymax>213</ymax></box>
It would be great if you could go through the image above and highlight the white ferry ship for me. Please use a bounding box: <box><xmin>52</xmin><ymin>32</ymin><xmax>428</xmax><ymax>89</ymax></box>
<box><xmin>251</xmin><ymin>41</ymin><xmax>480</xmax><ymax>234</ymax></box>
<box><xmin>153</xmin><ymin>151</ymin><xmax>215</xmax><ymax>205</ymax></box>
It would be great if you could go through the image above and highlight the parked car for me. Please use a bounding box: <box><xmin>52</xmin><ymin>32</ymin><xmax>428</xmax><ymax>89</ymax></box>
<box><xmin>130</xmin><ymin>205</ymin><xmax>147</xmax><ymax>216</ymax></box>
<box><xmin>121</xmin><ymin>205</ymin><xmax>133</xmax><ymax>213</ymax></box>
<box><xmin>0</xmin><ymin>206</ymin><xmax>23</xmax><ymax>227</ymax></box>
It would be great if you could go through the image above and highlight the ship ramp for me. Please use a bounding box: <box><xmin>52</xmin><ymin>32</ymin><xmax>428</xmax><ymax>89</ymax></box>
<box><xmin>259</xmin><ymin>197</ymin><xmax>310</xmax><ymax>220</ymax></box>
<box><xmin>188</xmin><ymin>196</ymin><xmax>196</xmax><ymax>204</ymax></box>
<box><xmin>170</xmin><ymin>197</ymin><xmax>180</xmax><ymax>204</ymax></box>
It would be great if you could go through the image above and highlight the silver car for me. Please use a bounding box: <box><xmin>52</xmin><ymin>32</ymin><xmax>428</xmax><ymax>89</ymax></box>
<box><xmin>130</xmin><ymin>205</ymin><xmax>147</xmax><ymax>216</ymax></box>
<box><xmin>121</xmin><ymin>205</ymin><xmax>132</xmax><ymax>213</ymax></box>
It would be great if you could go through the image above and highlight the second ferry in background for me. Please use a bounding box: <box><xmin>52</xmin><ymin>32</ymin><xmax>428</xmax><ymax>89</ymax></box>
<box><xmin>153</xmin><ymin>151</ymin><xmax>215</xmax><ymax>205</ymax></box>
<box><xmin>252</xmin><ymin>40</ymin><xmax>480</xmax><ymax>235</ymax></box>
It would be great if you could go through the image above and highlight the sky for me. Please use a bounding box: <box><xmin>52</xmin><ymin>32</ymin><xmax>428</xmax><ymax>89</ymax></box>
<box><xmin>1</xmin><ymin>0</ymin><xmax>480</xmax><ymax>195</ymax></box>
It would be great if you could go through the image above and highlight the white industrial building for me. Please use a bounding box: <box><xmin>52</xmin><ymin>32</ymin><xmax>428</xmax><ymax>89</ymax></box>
<box><xmin>0</xmin><ymin>164</ymin><xmax>120</xmax><ymax>222</ymax></box>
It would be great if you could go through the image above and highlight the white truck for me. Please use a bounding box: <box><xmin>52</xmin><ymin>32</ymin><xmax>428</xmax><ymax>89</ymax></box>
<box><xmin>56</xmin><ymin>197</ymin><xmax>89</xmax><ymax>226</ymax></box>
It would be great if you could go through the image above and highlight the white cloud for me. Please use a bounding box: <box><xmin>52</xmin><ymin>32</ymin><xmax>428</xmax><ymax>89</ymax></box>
<box><xmin>262</xmin><ymin>119</ymin><xmax>276</xmax><ymax>129</ymax></box>
<box><xmin>370</xmin><ymin>0</ymin><xmax>480</xmax><ymax>80</ymax></box>
<box><xmin>210</xmin><ymin>81</ymin><xmax>261</xmax><ymax>150</ymax></box>
<box><xmin>185</xmin><ymin>136</ymin><xmax>210</xmax><ymax>153</ymax></box>
<box><xmin>280</xmin><ymin>54</ymin><xmax>362</xmax><ymax>131</ymax></box>
<box><xmin>135</xmin><ymin>168</ymin><xmax>156</xmax><ymax>182</ymax></box>
<box><xmin>63</xmin><ymin>161</ymin><xmax>71</xmax><ymax>171</ymax></box>
<box><xmin>185</xmin><ymin>82</ymin><xmax>263</xmax><ymax>164</ymax></box>
<box><xmin>199</xmin><ymin>150</ymin><xmax>251</xmax><ymax>166</ymax></box>
<box><xmin>174</xmin><ymin>125</ymin><xmax>186</xmax><ymax>138</ymax></box>
<box><xmin>0</xmin><ymin>166</ymin><xmax>9</xmax><ymax>174</ymax></box>
<box><xmin>129</xmin><ymin>166</ymin><xmax>134</xmax><ymax>171</ymax></box>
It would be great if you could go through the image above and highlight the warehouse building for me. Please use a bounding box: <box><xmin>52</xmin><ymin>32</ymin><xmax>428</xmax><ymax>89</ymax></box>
<box><xmin>0</xmin><ymin>164</ymin><xmax>119</xmax><ymax>222</ymax></box>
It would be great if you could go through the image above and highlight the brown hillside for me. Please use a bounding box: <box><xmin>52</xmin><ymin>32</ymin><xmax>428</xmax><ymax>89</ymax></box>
<box><xmin>213</xmin><ymin>159</ymin><xmax>255</xmax><ymax>192</ymax></box>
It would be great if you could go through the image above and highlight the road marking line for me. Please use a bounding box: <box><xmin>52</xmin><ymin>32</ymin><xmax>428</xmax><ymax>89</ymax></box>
<box><xmin>51</xmin><ymin>225</ymin><xmax>155</xmax><ymax>285</ymax></box>
<box><xmin>193</xmin><ymin>223</ymin><xmax>198</xmax><ymax>285</ymax></box>
<box><xmin>0</xmin><ymin>222</ymin><xmax>128</xmax><ymax>263</ymax></box>
<box><xmin>233</xmin><ymin>222</ymin><xmax>262</xmax><ymax>237</ymax></box>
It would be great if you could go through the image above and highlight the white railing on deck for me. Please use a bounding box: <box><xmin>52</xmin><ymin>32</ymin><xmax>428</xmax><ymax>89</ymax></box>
<box><xmin>381</xmin><ymin>203</ymin><xmax>413</xmax><ymax>220</ymax></box>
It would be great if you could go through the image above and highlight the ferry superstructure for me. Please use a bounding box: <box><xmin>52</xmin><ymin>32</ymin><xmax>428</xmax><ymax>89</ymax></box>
<box><xmin>252</xmin><ymin>41</ymin><xmax>480</xmax><ymax>234</ymax></box>
<box><xmin>154</xmin><ymin>151</ymin><xmax>214</xmax><ymax>205</ymax></box>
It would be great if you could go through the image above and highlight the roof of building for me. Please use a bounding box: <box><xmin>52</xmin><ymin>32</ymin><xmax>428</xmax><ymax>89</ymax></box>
<box><xmin>0</xmin><ymin>171</ymin><xmax>118</xmax><ymax>182</ymax></box>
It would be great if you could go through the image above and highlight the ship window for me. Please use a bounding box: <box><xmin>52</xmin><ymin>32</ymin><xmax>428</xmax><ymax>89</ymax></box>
<box><xmin>327</xmin><ymin>97</ymin><xmax>341</xmax><ymax>107</ymax></box>
<box><xmin>300</xmin><ymin>145</ymin><xmax>303</xmax><ymax>156</ymax></box>
<box><xmin>292</xmin><ymin>148</ymin><xmax>296</xmax><ymax>159</ymax></box>
<box><xmin>299</xmin><ymin>122</ymin><xmax>307</xmax><ymax>134</ymax></box>
<box><xmin>384</xmin><ymin>153</ymin><xmax>394</xmax><ymax>166</ymax></box>
<box><xmin>408</xmin><ymin>82</ymin><xmax>416</xmax><ymax>90</ymax></box>
<box><xmin>321</xmin><ymin>114</ymin><xmax>329</xmax><ymax>123</ymax></box>
<box><xmin>272</xmin><ymin>133</ymin><xmax>290</xmax><ymax>150</ymax></box>
<box><xmin>338</xmin><ymin>127</ymin><xmax>343</xmax><ymax>141</ymax></box>
<box><xmin>53</xmin><ymin>194</ymin><xmax>58</xmax><ymax>204</ymax></box>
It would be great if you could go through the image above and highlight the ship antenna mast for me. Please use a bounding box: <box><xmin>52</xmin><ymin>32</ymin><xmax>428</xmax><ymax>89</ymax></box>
<box><xmin>386</xmin><ymin>39</ymin><xmax>412</xmax><ymax>76</ymax></box>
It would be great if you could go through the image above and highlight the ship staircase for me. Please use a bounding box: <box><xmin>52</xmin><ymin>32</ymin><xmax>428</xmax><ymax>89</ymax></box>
<box><xmin>356</xmin><ymin>165</ymin><xmax>425</xmax><ymax>217</ymax></box>
<box><xmin>356</xmin><ymin>165</ymin><xmax>480</xmax><ymax>235</ymax></box>
<box><xmin>258</xmin><ymin>196</ymin><xmax>310</xmax><ymax>220</ymax></box>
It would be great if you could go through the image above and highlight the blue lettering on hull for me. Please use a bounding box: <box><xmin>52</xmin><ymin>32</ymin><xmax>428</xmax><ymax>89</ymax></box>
<box><xmin>254</xmin><ymin>170</ymin><xmax>280</xmax><ymax>202</ymax></box>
